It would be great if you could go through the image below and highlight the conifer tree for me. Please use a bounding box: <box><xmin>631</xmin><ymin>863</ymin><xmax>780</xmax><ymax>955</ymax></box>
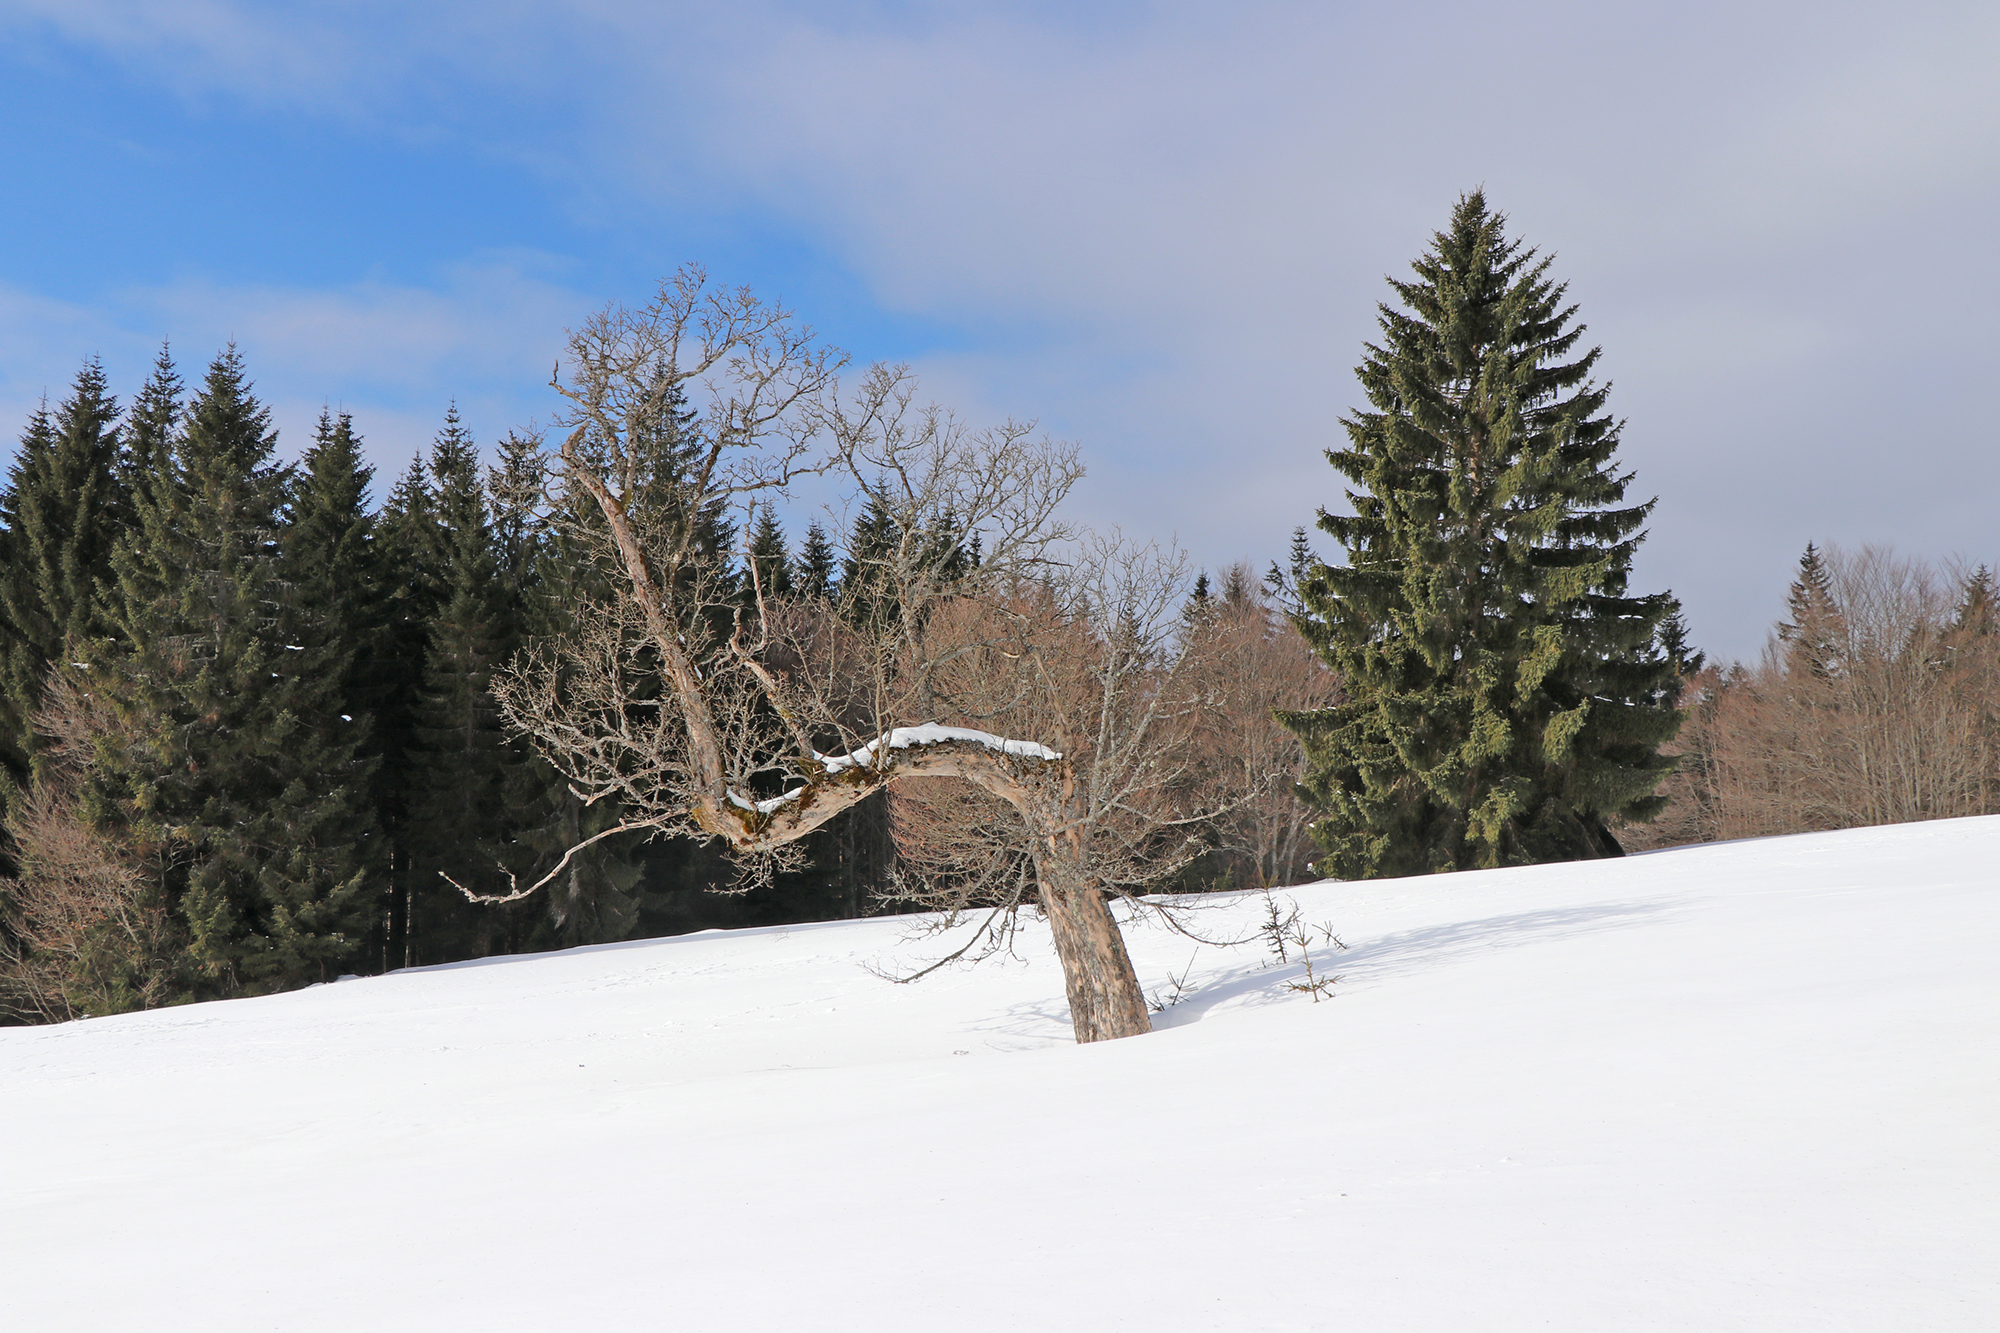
<box><xmin>834</xmin><ymin>495</ymin><xmax>972</xmax><ymax>630</ymax></box>
<box><xmin>1182</xmin><ymin>571</ymin><xmax>1213</xmax><ymax>627</ymax></box>
<box><xmin>370</xmin><ymin>455</ymin><xmax>444</xmax><ymax>967</ymax></box>
<box><xmin>499</xmin><ymin>626</ymin><xmax>650</xmax><ymax>949</ymax></box>
<box><xmin>122</xmin><ymin>345</ymin><xmax>182</xmax><ymax>519</ymax></box>
<box><xmin>1282</xmin><ymin>192</ymin><xmax>1680</xmax><ymax>876</ymax></box>
<box><xmin>547</xmin><ymin>375</ymin><xmax>746</xmax><ymax>938</ymax></box>
<box><xmin>746</xmin><ymin>502</ymin><xmax>793</xmax><ymax>602</ymax></box>
<box><xmin>1777</xmin><ymin>543</ymin><xmax>1844</xmax><ymax>679</ymax></box>
<box><xmin>1949</xmin><ymin>564</ymin><xmax>2000</xmax><ymax>817</ymax></box>
<box><xmin>379</xmin><ymin>457</ymin><xmax>442</xmax><ymax>598</ymax></box>
<box><xmin>1953</xmin><ymin>565</ymin><xmax>1997</xmax><ymax>638</ymax></box>
<box><xmin>487</xmin><ymin>429</ymin><xmax>549</xmax><ymax>601</ymax></box>
<box><xmin>95</xmin><ymin>347</ymin><xmax>376</xmax><ymax>994</ymax></box>
<box><xmin>1264</xmin><ymin>526</ymin><xmax>1316</xmax><ymax>619</ymax></box>
<box><xmin>1656</xmin><ymin>601</ymin><xmax>1706</xmax><ymax>683</ymax></box>
<box><xmin>0</xmin><ymin>362</ymin><xmax>128</xmax><ymax>785</ymax></box>
<box><xmin>469</xmin><ymin>378</ymin><xmax>739</xmax><ymax>951</ymax></box>
<box><xmin>641</xmin><ymin>375</ymin><xmax>738</xmax><ymax>622</ymax></box>
<box><xmin>796</xmin><ymin>520</ymin><xmax>838</xmax><ymax>601</ymax></box>
<box><xmin>492</xmin><ymin>431</ymin><xmax>654</xmax><ymax>948</ymax></box>
<box><xmin>840</xmin><ymin>493</ymin><xmax>900</xmax><ymax>628</ymax></box>
<box><xmin>280</xmin><ymin>410</ymin><xmax>390</xmax><ymax>943</ymax></box>
<box><xmin>283</xmin><ymin>412</ymin><xmax>384</xmax><ymax>703</ymax></box>
<box><xmin>818</xmin><ymin>494</ymin><xmax>924</xmax><ymax>908</ymax></box>
<box><xmin>1221</xmin><ymin>562</ymin><xmax>1255</xmax><ymax>610</ymax></box>
<box><xmin>404</xmin><ymin>408</ymin><xmax>523</xmax><ymax>959</ymax></box>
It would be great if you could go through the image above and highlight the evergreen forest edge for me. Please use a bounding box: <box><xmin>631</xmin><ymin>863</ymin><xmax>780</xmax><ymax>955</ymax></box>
<box><xmin>3</xmin><ymin>192</ymin><xmax>1995</xmax><ymax>1023</ymax></box>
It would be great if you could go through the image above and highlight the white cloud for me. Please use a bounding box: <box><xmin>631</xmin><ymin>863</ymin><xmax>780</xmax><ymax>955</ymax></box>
<box><xmin>0</xmin><ymin>259</ymin><xmax>595</xmax><ymax>481</ymax></box>
<box><xmin>128</xmin><ymin>257</ymin><xmax>584</xmax><ymax>393</ymax></box>
<box><xmin>4</xmin><ymin>1</ymin><xmax>1997</xmax><ymax>656</ymax></box>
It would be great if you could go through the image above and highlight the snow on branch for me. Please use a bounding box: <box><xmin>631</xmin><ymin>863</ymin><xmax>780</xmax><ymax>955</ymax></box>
<box><xmin>727</xmin><ymin>788</ymin><xmax>805</xmax><ymax>817</ymax></box>
<box><xmin>720</xmin><ymin>725</ymin><xmax>1064</xmax><ymax>818</ymax></box>
<box><xmin>814</xmin><ymin>723</ymin><xmax>1062</xmax><ymax>775</ymax></box>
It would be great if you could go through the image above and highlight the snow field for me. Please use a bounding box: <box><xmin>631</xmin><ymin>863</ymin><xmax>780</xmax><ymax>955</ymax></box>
<box><xmin>4</xmin><ymin>817</ymin><xmax>1997</xmax><ymax>1330</ymax></box>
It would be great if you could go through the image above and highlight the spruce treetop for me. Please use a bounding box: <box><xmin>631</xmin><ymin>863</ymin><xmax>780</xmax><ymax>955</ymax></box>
<box><xmin>1953</xmin><ymin>565</ymin><xmax>1996</xmax><ymax>637</ymax></box>
<box><xmin>746</xmin><ymin>502</ymin><xmax>793</xmax><ymax>601</ymax></box>
<box><xmin>293</xmin><ymin>410</ymin><xmax>374</xmax><ymax>534</ymax></box>
<box><xmin>796</xmin><ymin>520</ymin><xmax>837</xmax><ymax>601</ymax></box>
<box><xmin>123</xmin><ymin>343</ymin><xmax>183</xmax><ymax>505</ymax></box>
<box><xmin>182</xmin><ymin>344</ymin><xmax>280</xmax><ymax>479</ymax></box>
<box><xmin>1778</xmin><ymin>542</ymin><xmax>1844</xmax><ymax>678</ymax></box>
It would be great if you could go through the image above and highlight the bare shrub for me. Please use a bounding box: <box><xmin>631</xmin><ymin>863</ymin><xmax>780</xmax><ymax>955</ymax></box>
<box><xmin>1</xmin><ymin>673</ymin><xmax>182</xmax><ymax>1022</ymax></box>
<box><xmin>878</xmin><ymin>541</ymin><xmax>1265</xmax><ymax>978</ymax></box>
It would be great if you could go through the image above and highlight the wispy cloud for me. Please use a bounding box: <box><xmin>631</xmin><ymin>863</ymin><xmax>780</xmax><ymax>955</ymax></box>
<box><xmin>3</xmin><ymin>1</ymin><xmax>1997</xmax><ymax>655</ymax></box>
<box><xmin>0</xmin><ymin>257</ymin><xmax>594</xmax><ymax>476</ymax></box>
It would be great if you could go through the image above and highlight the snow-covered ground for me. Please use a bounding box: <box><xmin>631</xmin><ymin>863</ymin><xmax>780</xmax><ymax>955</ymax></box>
<box><xmin>5</xmin><ymin>818</ymin><xmax>1996</xmax><ymax>1331</ymax></box>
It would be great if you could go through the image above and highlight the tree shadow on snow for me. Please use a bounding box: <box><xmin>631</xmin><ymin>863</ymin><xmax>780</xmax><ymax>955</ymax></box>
<box><xmin>1150</xmin><ymin>899</ymin><xmax>1671</xmax><ymax>1031</ymax></box>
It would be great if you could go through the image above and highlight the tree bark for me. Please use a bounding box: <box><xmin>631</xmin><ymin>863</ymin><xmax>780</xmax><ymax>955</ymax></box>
<box><xmin>1033</xmin><ymin>845</ymin><xmax>1152</xmax><ymax>1043</ymax></box>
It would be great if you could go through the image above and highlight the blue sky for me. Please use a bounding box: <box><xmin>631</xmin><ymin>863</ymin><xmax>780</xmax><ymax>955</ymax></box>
<box><xmin>2</xmin><ymin>1</ymin><xmax>1995</xmax><ymax>659</ymax></box>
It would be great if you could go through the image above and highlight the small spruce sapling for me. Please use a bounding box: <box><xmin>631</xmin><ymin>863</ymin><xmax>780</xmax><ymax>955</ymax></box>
<box><xmin>1285</xmin><ymin>919</ymin><xmax>1347</xmax><ymax>1003</ymax></box>
<box><xmin>1146</xmin><ymin>951</ymin><xmax>1201</xmax><ymax>1013</ymax></box>
<box><xmin>1258</xmin><ymin>887</ymin><xmax>1300</xmax><ymax>964</ymax></box>
<box><xmin>1256</xmin><ymin>887</ymin><xmax>1347</xmax><ymax>1002</ymax></box>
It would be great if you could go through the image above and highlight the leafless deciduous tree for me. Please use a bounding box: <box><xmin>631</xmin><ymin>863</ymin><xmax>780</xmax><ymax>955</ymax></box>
<box><xmin>877</xmin><ymin>539</ymin><xmax>1272</xmax><ymax>1003</ymax></box>
<box><xmin>1626</xmin><ymin>546</ymin><xmax>2000</xmax><ymax>849</ymax></box>
<box><xmin>485</xmin><ymin>269</ymin><xmax>1266</xmax><ymax>1042</ymax></box>
<box><xmin>1179</xmin><ymin>564</ymin><xmax>1342</xmax><ymax>888</ymax></box>
<box><xmin>0</xmin><ymin>673</ymin><xmax>182</xmax><ymax>1021</ymax></box>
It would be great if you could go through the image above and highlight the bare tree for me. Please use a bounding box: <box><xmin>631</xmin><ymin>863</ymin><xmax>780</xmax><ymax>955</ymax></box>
<box><xmin>0</xmin><ymin>672</ymin><xmax>183</xmax><ymax>1021</ymax></box>
<box><xmin>874</xmin><ymin>538</ymin><xmax>1264</xmax><ymax>1019</ymax></box>
<box><xmin>1179</xmin><ymin>563</ymin><xmax>1341</xmax><ymax>888</ymax></box>
<box><xmin>485</xmin><ymin>269</ymin><xmax>1256</xmax><ymax>1042</ymax></box>
<box><xmin>1628</xmin><ymin>546</ymin><xmax>2000</xmax><ymax>849</ymax></box>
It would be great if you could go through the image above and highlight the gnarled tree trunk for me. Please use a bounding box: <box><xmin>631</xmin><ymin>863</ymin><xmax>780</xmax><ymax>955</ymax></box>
<box><xmin>1034</xmin><ymin>848</ymin><xmax>1152</xmax><ymax>1042</ymax></box>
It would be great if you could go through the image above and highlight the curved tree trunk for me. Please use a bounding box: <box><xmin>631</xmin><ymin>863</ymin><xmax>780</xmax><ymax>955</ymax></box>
<box><xmin>1033</xmin><ymin>846</ymin><xmax>1152</xmax><ymax>1043</ymax></box>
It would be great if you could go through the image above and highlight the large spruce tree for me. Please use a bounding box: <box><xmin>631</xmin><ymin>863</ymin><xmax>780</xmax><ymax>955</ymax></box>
<box><xmin>280</xmin><ymin>410</ymin><xmax>391</xmax><ymax>946</ymax></box>
<box><xmin>1282</xmin><ymin>192</ymin><xmax>1680</xmax><ymax>877</ymax></box>
<box><xmin>371</xmin><ymin>455</ymin><xmax>446</xmax><ymax>967</ymax></box>
<box><xmin>403</xmin><ymin>407</ymin><xmax>526</xmax><ymax>959</ymax></box>
<box><xmin>95</xmin><ymin>348</ymin><xmax>376</xmax><ymax>994</ymax></box>
<box><xmin>0</xmin><ymin>362</ymin><xmax>129</xmax><ymax>785</ymax></box>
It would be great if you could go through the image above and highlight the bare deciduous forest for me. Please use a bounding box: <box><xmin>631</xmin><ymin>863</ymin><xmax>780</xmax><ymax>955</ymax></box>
<box><xmin>1627</xmin><ymin>546</ymin><xmax>2000</xmax><ymax>851</ymax></box>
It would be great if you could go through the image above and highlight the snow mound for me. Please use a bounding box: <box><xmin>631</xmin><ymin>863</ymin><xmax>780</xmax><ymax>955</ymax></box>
<box><xmin>5</xmin><ymin>817</ymin><xmax>1997</xmax><ymax>1331</ymax></box>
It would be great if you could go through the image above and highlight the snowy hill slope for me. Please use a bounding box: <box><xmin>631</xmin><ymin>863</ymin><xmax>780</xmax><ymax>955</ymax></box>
<box><xmin>5</xmin><ymin>818</ymin><xmax>1997</xmax><ymax>1331</ymax></box>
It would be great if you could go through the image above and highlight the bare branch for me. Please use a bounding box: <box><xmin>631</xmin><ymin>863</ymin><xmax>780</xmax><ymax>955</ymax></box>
<box><xmin>443</xmin><ymin>818</ymin><xmax>660</xmax><ymax>905</ymax></box>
